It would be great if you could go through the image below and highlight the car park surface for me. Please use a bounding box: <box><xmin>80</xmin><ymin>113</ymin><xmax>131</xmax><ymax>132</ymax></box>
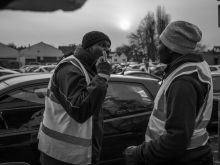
<box><xmin>0</xmin><ymin>73</ymin><xmax>160</xmax><ymax>165</ymax></box>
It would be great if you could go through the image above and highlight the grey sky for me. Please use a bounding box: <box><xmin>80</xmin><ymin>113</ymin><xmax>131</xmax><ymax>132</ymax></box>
<box><xmin>0</xmin><ymin>0</ymin><xmax>219</xmax><ymax>51</ymax></box>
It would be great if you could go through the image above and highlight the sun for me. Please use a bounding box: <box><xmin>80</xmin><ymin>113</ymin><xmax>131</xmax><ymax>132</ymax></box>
<box><xmin>119</xmin><ymin>19</ymin><xmax>131</xmax><ymax>31</ymax></box>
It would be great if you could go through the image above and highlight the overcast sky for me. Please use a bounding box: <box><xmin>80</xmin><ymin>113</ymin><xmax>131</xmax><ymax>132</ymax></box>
<box><xmin>0</xmin><ymin>0</ymin><xmax>219</xmax><ymax>51</ymax></box>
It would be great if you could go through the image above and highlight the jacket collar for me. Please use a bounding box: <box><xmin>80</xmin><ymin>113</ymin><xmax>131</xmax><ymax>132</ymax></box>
<box><xmin>164</xmin><ymin>53</ymin><xmax>204</xmax><ymax>79</ymax></box>
<box><xmin>74</xmin><ymin>47</ymin><xmax>97</xmax><ymax>75</ymax></box>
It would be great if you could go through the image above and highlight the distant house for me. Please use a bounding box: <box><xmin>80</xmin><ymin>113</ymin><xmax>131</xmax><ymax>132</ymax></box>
<box><xmin>0</xmin><ymin>43</ymin><xmax>21</xmax><ymax>69</ymax></box>
<box><xmin>0</xmin><ymin>43</ymin><xmax>19</xmax><ymax>60</ymax></box>
<box><xmin>109</xmin><ymin>52</ymin><xmax>127</xmax><ymax>64</ymax></box>
<box><xmin>19</xmin><ymin>42</ymin><xmax>63</xmax><ymax>65</ymax></box>
<box><xmin>213</xmin><ymin>46</ymin><xmax>220</xmax><ymax>53</ymax></box>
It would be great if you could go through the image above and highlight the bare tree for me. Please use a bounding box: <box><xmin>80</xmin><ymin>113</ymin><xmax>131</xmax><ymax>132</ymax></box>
<box><xmin>120</xmin><ymin>5</ymin><xmax>171</xmax><ymax>62</ymax></box>
<box><xmin>139</xmin><ymin>12</ymin><xmax>157</xmax><ymax>61</ymax></box>
<box><xmin>156</xmin><ymin>5</ymin><xmax>171</xmax><ymax>36</ymax></box>
<box><xmin>155</xmin><ymin>5</ymin><xmax>171</xmax><ymax>60</ymax></box>
<box><xmin>7</xmin><ymin>43</ymin><xmax>17</xmax><ymax>49</ymax></box>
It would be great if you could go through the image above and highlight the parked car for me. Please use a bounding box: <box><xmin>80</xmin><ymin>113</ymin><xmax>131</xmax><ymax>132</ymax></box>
<box><xmin>0</xmin><ymin>73</ymin><xmax>160</xmax><ymax>165</ymax></box>
<box><xmin>209</xmin><ymin>72</ymin><xmax>220</xmax><ymax>132</ymax></box>
<box><xmin>20</xmin><ymin>65</ymin><xmax>40</xmax><ymax>73</ymax></box>
<box><xmin>33</xmin><ymin>65</ymin><xmax>56</xmax><ymax>73</ymax></box>
<box><xmin>0</xmin><ymin>67</ymin><xmax>19</xmax><ymax>77</ymax></box>
<box><xmin>117</xmin><ymin>70</ymin><xmax>162</xmax><ymax>80</ymax></box>
<box><xmin>148</xmin><ymin>63</ymin><xmax>166</xmax><ymax>77</ymax></box>
<box><xmin>212</xmin><ymin>72</ymin><xmax>220</xmax><ymax>97</ymax></box>
<box><xmin>209</xmin><ymin>65</ymin><xmax>220</xmax><ymax>73</ymax></box>
<box><xmin>0</xmin><ymin>71</ymin><xmax>218</xmax><ymax>165</ymax></box>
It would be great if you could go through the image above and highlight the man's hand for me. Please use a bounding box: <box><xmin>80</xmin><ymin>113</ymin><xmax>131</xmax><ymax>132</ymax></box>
<box><xmin>123</xmin><ymin>146</ymin><xmax>145</xmax><ymax>165</ymax></box>
<box><xmin>96</xmin><ymin>53</ymin><xmax>112</xmax><ymax>81</ymax></box>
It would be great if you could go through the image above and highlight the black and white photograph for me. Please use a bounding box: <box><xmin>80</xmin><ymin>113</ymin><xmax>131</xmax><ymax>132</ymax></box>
<box><xmin>0</xmin><ymin>0</ymin><xmax>220</xmax><ymax>165</ymax></box>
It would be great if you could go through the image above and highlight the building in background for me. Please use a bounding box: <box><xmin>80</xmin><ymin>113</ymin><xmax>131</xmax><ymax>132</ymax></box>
<box><xmin>0</xmin><ymin>43</ymin><xmax>19</xmax><ymax>60</ymax></box>
<box><xmin>19</xmin><ymin>42</ymin><xmax>63</xmax><ymax>65</ymax></box>
<box><xmin>109</xmin><ymin>52</ymin><xmax>127</xmax><ymax>64</ymax></box>
<box><xmin>203</xmin><ymin>46</ymin><xmax>220</xmax><ymax>65</ymax></box>
<box><xmin>1</xmin><ymin>42</ymin><xmax>220</xmax><ymax>68</ymax></box>
<box><xmin>0</xmin><ymin>43</ymin><xmax>21</xmax><ymax>69</ymax></box>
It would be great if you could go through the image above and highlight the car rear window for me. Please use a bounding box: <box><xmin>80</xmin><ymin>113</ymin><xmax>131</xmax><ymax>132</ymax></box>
<box><xmin>103</xmin><ymin>82</ymin><xmax>153</xmax><ymax>119</ymax></box>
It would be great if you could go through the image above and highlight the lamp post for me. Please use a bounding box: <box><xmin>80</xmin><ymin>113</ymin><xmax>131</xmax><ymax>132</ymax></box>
<box><xmin>218</xmin><ymin>0</ymin><xmax>220</xmax><ymax>27</ymax></box>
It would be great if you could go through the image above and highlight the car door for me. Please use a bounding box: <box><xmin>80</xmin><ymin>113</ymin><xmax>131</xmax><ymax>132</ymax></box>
<box><xmin>208</xmin><ymin>74</ymin><xmax>220</xmax><ymax>132</ymax></box>
<box><xmin>0</xmin><ymin>83</ymin><xmax>47</xmax><ymax>165</ymax></box>
<box><xmin>100</xmin><ymin>81</ymin><xmax>154</xmax><ymax>165</ymax></box>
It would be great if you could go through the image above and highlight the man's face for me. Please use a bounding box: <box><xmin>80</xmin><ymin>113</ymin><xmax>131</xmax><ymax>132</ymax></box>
<box><xmin>158</xmin><ymin>42</ymin><xmax>171</xmax><ymax>64</ymax></box>
<box><xmin>90</xmin><ymin>40</ymin><xmax>111</xmax><ymax>60</ymax></box>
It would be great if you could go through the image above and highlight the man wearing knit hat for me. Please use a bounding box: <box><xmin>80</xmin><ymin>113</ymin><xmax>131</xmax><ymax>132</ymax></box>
<box><xmin>124</xmin><ymin>21</ymin><xmax>213</xmax><ymax>165</ymax></box>
<box><xmin>38</xmin><ymin>31</ymin><xmax>112</xmax><ymax>165</ymax></box>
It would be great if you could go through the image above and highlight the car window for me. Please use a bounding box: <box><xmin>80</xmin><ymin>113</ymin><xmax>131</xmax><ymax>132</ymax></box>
<box><xmin>103</xmin><ymin>82</ymin><xmax>153</xmax><ymax>119</ymax></box>
<box><xmin>0</xmin><ymin>85</ymin><xmax>47</xmax><ymax>109</ymax></box>
<box><xmin>213</xmin><ymin>75</ymin><xmax>220</xmax><ymax>96</ymax></box>
<box><xmin>210</xmin><ymin>67</ymin><xmax>218</xmax><ymax>72</ymax></box>
<box><xmin>0</xmin><ymin>84</ymin><xmax>47</xmax><ymax>132</ymax></box>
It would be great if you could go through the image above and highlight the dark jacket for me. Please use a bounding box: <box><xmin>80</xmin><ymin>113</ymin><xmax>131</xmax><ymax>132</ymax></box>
<box><xmin>140</xmin><ymin>53</ymin><xmax>213</xmax><ymax>165</ymax></box>
<box><xmin>50</xmin><ymin>48</ymin><xmax>108</xmax><ymax>164</ymax></box>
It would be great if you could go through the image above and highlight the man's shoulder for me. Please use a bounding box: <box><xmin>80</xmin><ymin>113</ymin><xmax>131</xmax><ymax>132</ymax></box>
<box><xmin>54</xmin><ymin>61</ymin><xmax>82</xmax><ymax>80</ymax></box>
<box><xmin>174</xmin><ymin>74</ymin><xmax>200</xmax><ymax>86</ymax></box>
<box><xmin>173</xmin><ymin>74</ymin><xmax>207</xmax><ymax>95</ymax></box>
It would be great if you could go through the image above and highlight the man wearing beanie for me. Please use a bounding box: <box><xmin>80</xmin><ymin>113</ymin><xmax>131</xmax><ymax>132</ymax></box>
<box><xmin>124</xmin><ymin>21</ymin><xmax>213</xmax><ymax>165</ymax></box>
<box><xmin>38</xmin><ymin>31</ymin><xmax>112</xmax><ymax>165</ymax></box>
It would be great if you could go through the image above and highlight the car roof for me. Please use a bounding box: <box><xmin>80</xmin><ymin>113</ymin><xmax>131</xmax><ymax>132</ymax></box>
<box><xmin>0</xmin><ymin>73</ymin><xmax>46</xmax><ymax>82</ymax></box>
<box><xmin>0</xmin><ymin>73</ymin><xmax>160</xmax><ymax>97</ymax></box>
<box><xmin>211</xmin><ymin>72</ymin><xmax>220</xmax><ymax>77</ymax></box>
<box><xmin>119</xmin><ymin>70</ymin><xmax>162</xmax><ymax>80</ymax></box>
<box><xmin>0</xmin><ymin>69</ymin><xmax>19</xmax><ymax>73</ymax></box>
<box><xmin>0</xmin><ymin>73</ymin><xmax>51</xmax><ymax>90</ymax></box>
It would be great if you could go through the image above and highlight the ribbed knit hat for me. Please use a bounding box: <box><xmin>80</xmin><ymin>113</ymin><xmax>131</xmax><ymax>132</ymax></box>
<box><xmin>82</xmin><ymin>31</ymin><xmax>111</xmax><ymax>49</ymax></box>
<box><xmin>159</xmin><ymin>21</ymin><xmax>202</xmax><ymax>54</ymax></box>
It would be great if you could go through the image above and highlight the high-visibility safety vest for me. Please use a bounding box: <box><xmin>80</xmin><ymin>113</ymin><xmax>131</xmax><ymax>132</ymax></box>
<box><xmin>145</xmin><ymin>61</ymin><xmax>213</xmax><ymax>150</ymax></box>
<box><xmin>38</xmin><ymin>55</ymin><xmax>93</xmax><ymax>164</ymax></box>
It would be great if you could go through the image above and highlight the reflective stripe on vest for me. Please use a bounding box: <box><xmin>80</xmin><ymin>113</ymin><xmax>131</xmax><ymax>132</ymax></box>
<box><xmin>38</xmin><ymin>55</ymin><xmax>93</xmax><ymax>164</ymax></box>
<box><xmin>145</xmin><ymin>61</ymin><xmax>213</xmax><ymax>150</ymax></box>
<box><xmin>41</xmin><ymin>124</ymin><xmax>91</xmax><ymax>147</ymax></box>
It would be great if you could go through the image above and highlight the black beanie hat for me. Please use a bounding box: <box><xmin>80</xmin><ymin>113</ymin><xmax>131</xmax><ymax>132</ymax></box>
<box><xmin>82</xmin><ymin>31</ymin><xmax>111</xmax><ymax>49</ymax></box>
